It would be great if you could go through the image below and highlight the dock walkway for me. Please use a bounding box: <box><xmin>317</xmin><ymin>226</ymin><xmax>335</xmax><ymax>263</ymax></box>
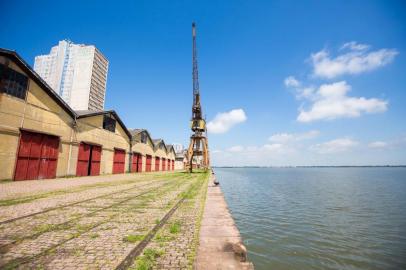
<box><xmin>195</xmin><ymin>174</ymin><xmax>254</xmax><ymax>269</ymax></box>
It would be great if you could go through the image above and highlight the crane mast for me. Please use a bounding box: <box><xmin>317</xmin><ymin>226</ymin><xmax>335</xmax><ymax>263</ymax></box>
<box><xmin>186</xmin><ymin>22</ymin><xmax>210</xmax><ymax>172</ymax></box>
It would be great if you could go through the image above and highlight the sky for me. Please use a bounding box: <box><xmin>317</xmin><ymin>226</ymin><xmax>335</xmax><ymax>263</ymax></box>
<box><xmin>1</xmin><ymin>0</ymin><xmax>406</xmax><ymax>166</ymax></box>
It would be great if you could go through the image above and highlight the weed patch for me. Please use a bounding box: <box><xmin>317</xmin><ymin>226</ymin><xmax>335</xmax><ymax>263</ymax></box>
<box><xmin>123</xmin><ymin>234</ymin><xmax>145</xmax><ymax>243</ymax></box>
<box><xmin>169</xmin><ymin>220</ymin><xmax>181</xmax><ymax>234</ymax></box>
<box><xmin>132</xmin><ymin>248</ymin><xmax>164</xmax><ymax>270</ymax></box>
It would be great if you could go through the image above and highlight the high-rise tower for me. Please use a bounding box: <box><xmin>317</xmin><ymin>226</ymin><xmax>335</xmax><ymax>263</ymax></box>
<box><xmin>34</xmin><ymin>40</ymin><xmax>108</xmax><ymax>111</ymax></box>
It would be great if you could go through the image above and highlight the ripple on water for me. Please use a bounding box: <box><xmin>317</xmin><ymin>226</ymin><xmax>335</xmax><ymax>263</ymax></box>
<box><xmin>217</xmin><ymin>167</ymin><xmax>406</xmax><ymax>270</ymax></box>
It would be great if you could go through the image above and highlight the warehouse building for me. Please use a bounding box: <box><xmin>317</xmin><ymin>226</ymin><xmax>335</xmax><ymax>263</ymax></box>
<box><xmin>75</xmin><ymin>110</ymin><xmax>132</xmax><ymax>176</ymax></box>
<box><xmin>166</xmin><ymin>145</ymin><xmax>176</xmax><ymax>171</ymax></box>
<box><xmin>130</xmin><ymin>129</ymin><xmax>155</xmax><ymax>173</ymax></box>
<box><xmin>0</xmin><ymin>49</ymin><xmax>179</xmax><ymax>181</ymax></box>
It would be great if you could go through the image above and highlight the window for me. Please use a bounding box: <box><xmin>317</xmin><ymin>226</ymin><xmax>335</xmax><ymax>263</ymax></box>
<box><xmin>0</xmin><ymin>63</ymin><xmax>28</xmax><ymax>99</ymax></box>
<box><xmin>141</xmin><ymin>132</ymin><xmax>147</xmax><ymax>144</ymax></box>
<box><xmin>103</xmin><ymin>115</ymin><xmax>116</xmax><ymax>132</ymax></box>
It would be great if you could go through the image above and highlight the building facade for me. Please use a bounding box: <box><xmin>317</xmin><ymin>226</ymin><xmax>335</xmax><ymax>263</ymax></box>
<box><xmin>34</xmin><ymin>40</ymin><xmax>108</xmax><ymax>111</ymax></box>
<box><xmin>0</xmin><ymin>49</ymin><xmax>177</xmax><ymax>181</ymax></box>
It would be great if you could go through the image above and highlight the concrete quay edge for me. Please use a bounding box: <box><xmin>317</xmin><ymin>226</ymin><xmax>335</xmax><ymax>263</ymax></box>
<box><xmin>195</xmin><ymin>173</ymin><xmax>254</xmax><ymax>270</ymax></box>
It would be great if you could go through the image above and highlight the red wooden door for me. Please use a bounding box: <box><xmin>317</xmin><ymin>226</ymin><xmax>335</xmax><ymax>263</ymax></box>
<box><xmin>172</xmin><ymin>160</ymin><xmax>174</xmax><ymax>171</ymax></box>
<box><xmin>131</xmin><ymin>152</ymin><xmax>138</xmax><ymax>172</ymax></box>
<box><xmin>137</xmin><ymin>154</ymin><xmax>143</xmax><ymax>172</ymax></box>
<box><xmin>155</xmin><ymin>157</ymin><xmax>160</xmax><ymax>171</ymax></box>
<box><xmin>162</xmin><ymin>158</ymin><xmax>166</xmax><ymax>171</ymax></box>
<box><xmin>146</xmin><ymin>155</ymin><xmax>152</xmax><ymax>172</ymax></box>
<box><xmin>76</xmin><ymin>143</ymin><xmax>91</xmax><ymax>176</ymax></box>
<box><xmin>90</xmin><ymin>145</ymin><xmax>101</xmax><ymax>176</ymax></box>
<box><xmin>14</xmin><ymin>131</ymin><xmax>33</xmax><ymax>180</ymax></box>
<box><xmin>38</xmin><ymin>135</ymin><xmax>59</xmax><ymax>179</ymax></box>
<box><xmin>113</xmin><ymin>149</ymin><xmax>125</xmax><ymax>174</ymax></box>
<box><xmin>15</xmin><ymin>131</ymin><xmax>59</xmax><ymax>181</ymax></box>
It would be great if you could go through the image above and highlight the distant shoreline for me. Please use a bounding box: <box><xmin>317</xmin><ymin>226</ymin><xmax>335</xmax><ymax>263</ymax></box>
<box><xmin>213</xmin><ymin>165</ymin><xmax>406</xmax><ymax>168</ymax></box>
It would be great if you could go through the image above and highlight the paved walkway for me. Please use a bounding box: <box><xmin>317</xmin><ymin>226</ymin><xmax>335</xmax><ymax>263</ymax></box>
<box><xmin>0</xmin><ymin>172</ymin><xmax>166</xmax><ymax>200</ymax></box>
<box><xmin>0</xmin><ymin>172</ymin><xmax>206</xmax><ymax>269</ymax></box>
<box><xmin>195</xmin><ymin>174</ymin><xmax>254</xmax><ymax>269</ymax></box>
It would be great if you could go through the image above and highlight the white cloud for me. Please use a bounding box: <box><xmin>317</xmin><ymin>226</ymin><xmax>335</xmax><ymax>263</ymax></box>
<box><xmin>263</xmin><ymin>143</ymin><xmax>284</xmax><ymax>151</ymax></box>
<box><xmin>268</xmin><ymin>133</ymin><xmax>294</xmax><ymax>144</ymax></box>
<box><xmin>269</xmin><ymin>130</ymin><xmax>319</xmax><ymax>143</ymax></box>
<box><xmin>297</xmin><ymin>81</ymin><xmax>388</xmax><ymax>122</ymax></box>
<box><xmin>311</xmin><ymin>43</ymin><xmax>398</xmax><ymax>79</ymax></box>
<box><xmin>207</xmin><ymin>109</ymin><xmax>247</xmax><ymax>134</ymax></box>
<box><xmin>284</xmin><ymin>76</ymin><xmax>301</xmax><ymax>88</ymax></box>
<box><xmin>227</xmin><ymin>145</ymin><xmax>244</xmax><ymax>152</ymax></box>
<box><xmin>310</xmin><ymin>138</ymin><xmax>358</xmax><ymax>154</ymax></box>
<box><xmin>368</xmin><ymin>141</ymin><xmax>388</xmax><ymax>148</ymax></box>
<box><xmin>340</xmin><ymin>41</ymin><xmax>370</xmax><ymax>51</ymax></box>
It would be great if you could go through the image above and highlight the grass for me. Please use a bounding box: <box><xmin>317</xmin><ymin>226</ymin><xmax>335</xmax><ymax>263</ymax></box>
<box><xmin>132</xmin><ymin>248</ymin><xmax>164</xmax><ymax>270</ymax></box>
<box><xmin>154</xmin><ymin>233</ymin><xmax>174</xmax><ymax>243</ymax></box>
<box><xmin>169</xmin><ymin>220</ymin><xmax>181</xmax><ymax>234</ymax></box>
<box><xmin>123</xmin><ymin>234</ymin><xmax>145</xmax><ymax>243</ymax></box>
<box><xmin>89</xmin><ymin>233</ymin><xmax>99</xmax><ymax>239</ymax></box>
<box><xmin>0</xmin><ymin>172</ymin><xmax>185</xmax><ymax>207</ymax></box>
<box><xmin>186</xmin><ymin>170</ymin><xmax>210</xmax><ymax>269</ymax></box>
<box><xmin>33</xmin><ymin>224</ymin><xmax>58</xmax><ymax>234</ymax></box>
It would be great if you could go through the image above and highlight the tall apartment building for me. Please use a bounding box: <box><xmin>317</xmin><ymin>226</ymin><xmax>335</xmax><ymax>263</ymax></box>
<box><xmin>34</xmin><ymin>40</ymin><xmax>108</xmax><ymax>111</ymax></box>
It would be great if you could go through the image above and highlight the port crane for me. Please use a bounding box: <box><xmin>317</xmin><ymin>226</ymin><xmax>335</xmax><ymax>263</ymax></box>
<box><xmin>186</xmin><ymin>22</ymin><xmax>210</xmax><ymax>172</ymax></box>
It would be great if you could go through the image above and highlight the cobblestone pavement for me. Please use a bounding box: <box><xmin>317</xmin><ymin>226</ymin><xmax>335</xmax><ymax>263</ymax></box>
<box><xmin>128</xmin><ymin>171</ymin><xmax>209</xmax><ymax>270</ymax></box>
<box><xmin>0</xmin><ymin>171</ymin><xmax>208</xmax><ymax>270</ymax></box>
<box><xmin>0</xmin><ymin>173</ymin><xmax>171</xmax><ymax>222</ymax></box>
<box><xmin>0</xmin><ymin>172</ymin><xmax>168</xmax><ymax>200</ymax></box>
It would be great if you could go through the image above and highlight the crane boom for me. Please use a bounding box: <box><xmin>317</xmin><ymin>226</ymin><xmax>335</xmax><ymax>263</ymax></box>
<box><xmin>187</xmin><ymin>22</ymin><xmax>210</xmax><ymax>172</ymax></box>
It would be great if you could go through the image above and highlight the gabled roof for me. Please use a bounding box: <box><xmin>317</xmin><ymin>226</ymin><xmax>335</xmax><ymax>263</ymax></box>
<box><xmin>166</xmin><ymin>144</ymin><xmax>176</xmax><ymax>155</ymax></box>
<box><xmin>129</xmin><ymin>128</ymin><xmax>154</xmax><ymax>144</ymax></box>
<box><xmin>129</xmin><ymin>129</ymin><xmax>145</xmax><ymax>136</ymax></box>
<box><xmin>75</xmin><ymin>110</ymin><xmax>132</xmax><ymax>139</ymax></box>
<box><xmin>0</xmin><ymin>48</ymin><xmax>76</xmax><ymax>118</ymax></box>
<box><xmin>153</xmin><ymin>139</ymin><xmax>168</xmax><ymax>152</ymax></box>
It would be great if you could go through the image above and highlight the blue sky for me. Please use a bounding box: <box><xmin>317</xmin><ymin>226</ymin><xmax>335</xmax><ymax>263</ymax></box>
<box><xmin>1</xmin><ymin>0</ymin><xmax>405</xmax><ymax>166</ymax></box>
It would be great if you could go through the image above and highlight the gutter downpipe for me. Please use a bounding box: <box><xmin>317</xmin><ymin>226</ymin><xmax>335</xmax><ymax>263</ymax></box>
<box><xmin>129</xmin><ymin>139</ymin><xmax>132</xmax><ymax>173</ymax></box>
<box><xmin>67</xmin><ymin>115</ymin><xmax>77</xmax><ymax>176</ymax></box>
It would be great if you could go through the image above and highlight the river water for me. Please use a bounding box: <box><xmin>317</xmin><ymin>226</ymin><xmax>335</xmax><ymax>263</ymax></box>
<box><xmin>216</xmin><ymin>167</ymin><xmax>406</xmax><ymax>270</ymax></box>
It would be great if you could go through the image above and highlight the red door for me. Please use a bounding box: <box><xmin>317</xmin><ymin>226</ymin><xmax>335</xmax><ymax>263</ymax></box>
<box><xmin>131</xmin><ymin>152</ymin><xmax>138</xmax><ymax>172</ymax></box>
<box><xmin>113</xmin><ymin>149</ymin><xmax>125</xmax><ymax>174</ymax></box>
<box><xmin>76</xmin><ymin>143</ymin><xmax>101</xmax><ymax>176</ymax></box>
<box><xmin>146</xmin><ymin>155</ymin><xmax>152</xmax><ymax>172</ymax></box>
<box><xmin>172</xmin><ymin>160</ymin><xmax>174</xmax><ymax>171</ymax></box>
<box><xmin>38</xmin><ymin>135</ymin><xmax>59</xmax><ymax>179</ymax></box>
<box><xmin>137</xmin><ymin>154</ymin><xmax>143</xmax><ymax>172</ymax></box>
<box><xmin>90</xmin><ymin>145</ymin><xmax>101</xmax><ymax>176</ymax></box>
<box><xmin>155</xmin><ymin>157</ymin><xmax>160</xmax><ymax>171</ymax></box>
<box><xmin>14</xmin><ymin>131</ymin><xmax>59</xmax><ymax>180</ymax></box>
<box><xmin>77</xmin><ymin>143</ymin><xmax>90</xmax><ymax>176</ymax></box>
<box><xmin>132</xmin><ymin>153</ymin><xmax>142</xmax><ymax>172</ymax></box>
<box><xmin>162</xmin><ymin>158</ymin><xmax>166</xmax><ymax>171</ymax></box>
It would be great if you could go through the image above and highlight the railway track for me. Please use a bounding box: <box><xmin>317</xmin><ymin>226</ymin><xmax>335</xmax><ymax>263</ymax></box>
<box><xmin>115</xmin><ymin>174</ymin><xmax>207</xmax><ymax>270</ymax></box>
<box><xmin>0</xmin><ymin>175</ymin><xmax>180</xmax><ymax>225</ymax></box>
<box><xmin>0</xmin><ymin>174</ymin><xmax>196</xmax><ymax>269</ymax></box>
<box><xmin>0</xmin><ymin>180</ymin><xmax>170</xmax><ymax>251</ymax></box>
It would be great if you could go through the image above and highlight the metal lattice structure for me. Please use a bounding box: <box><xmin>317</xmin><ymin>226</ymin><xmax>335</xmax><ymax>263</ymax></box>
<box><xmin>186</xmin><ymin>22</ymin><xmax>210</xmax><ymax>172</ymax></box>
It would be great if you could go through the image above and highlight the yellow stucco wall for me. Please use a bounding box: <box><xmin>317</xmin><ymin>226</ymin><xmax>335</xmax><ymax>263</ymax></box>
<box><xmin>75</xmin><ymin>115</ymin><xmax>130</xmax><ymax>174</ymax></box>
<box><xmin>131</xmin><ymin>136</ymin><xmax>155</xmax><ymax>172</ymax></box>
<box><xmin>0</xmin><ymin>56</ymin><xmax>74</xmax><ymax>180</ymax></box>
<box><xmin>0</xmin><ymin>55</ymin><xmax>179</xmax><ymax>180</ymax></box>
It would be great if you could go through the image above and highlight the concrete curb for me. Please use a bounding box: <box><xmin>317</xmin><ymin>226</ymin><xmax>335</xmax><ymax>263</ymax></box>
<box><xmin>195</xmin><ymin>174</ymin><xmax>254</xmax><ymax>269</ymax></box>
